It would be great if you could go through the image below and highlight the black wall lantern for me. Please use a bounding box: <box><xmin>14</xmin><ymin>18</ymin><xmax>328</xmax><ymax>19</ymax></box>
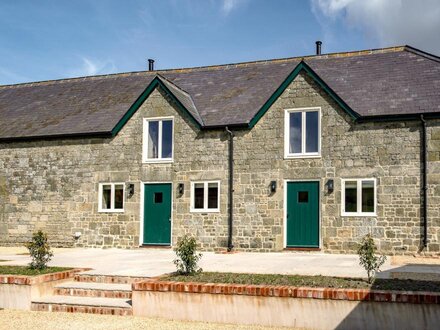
<box><xmin>326</xmin><ymin>179</ymin><xmax>334</xmax><ymax>194</ymax></box>
<box><xmin>270</xmin><ymin>180</ymin><xmax>277</xmax><ymax>194</ymax></box>
<box><xmin>127</xmin><ymin>183</ymin><xmax>135</xmax><ymax>197</ymax></box>
<box><xmin>178</xmin><ymin>183</ymin><xmax>184</xmax><ymax>196</ymax></box>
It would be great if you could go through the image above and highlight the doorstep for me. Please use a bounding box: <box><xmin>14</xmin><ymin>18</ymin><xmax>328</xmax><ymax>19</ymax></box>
<box><xmin>284</xmin><ymin>247</ymin><xmax>321</xmax><ymax>252</ymax></box>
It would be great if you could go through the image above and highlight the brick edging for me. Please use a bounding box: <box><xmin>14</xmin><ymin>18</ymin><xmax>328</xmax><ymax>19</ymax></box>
<box><xmin>0</xmin><ymin>268</ymin><xmax>90</xmax><ymax>285</ymax></box>
<box><xmin>132</xmin><ymin>280</ymin><xmax>440</xmax><ymax>305</ymax></box>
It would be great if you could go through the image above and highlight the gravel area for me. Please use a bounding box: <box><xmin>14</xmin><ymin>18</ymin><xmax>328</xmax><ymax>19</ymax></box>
<box><xmin>0</xmin><ymin>310</ymin><xmax>294</xmax><ymax>330</ymax></box>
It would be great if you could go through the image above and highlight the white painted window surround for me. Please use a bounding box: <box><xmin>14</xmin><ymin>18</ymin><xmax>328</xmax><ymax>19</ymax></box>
<box><xmin>142</xmin><ymin>116</ymin><xmax>174</xmax><ymax>163</ymax></box>
<box><xmin>284</xmin><ymin>107</ymin><xmax>321</xmax><ymax>158</ymax></box>
<box><xmin>341</xmin><ymin>178</ymin><xmax>377</xmax><ymax>217</ymax></box>
<box><xmin>98</xmin><ymin>183</ymin><xmax>125</xmax><ymax>213</ymax></box>
<box><xmin>190</xmin><ymin>181</ymin><xmax>220</xmax><ymax>213</ymax></box>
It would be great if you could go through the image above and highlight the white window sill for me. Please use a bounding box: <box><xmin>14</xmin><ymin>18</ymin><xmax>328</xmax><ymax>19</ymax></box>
<box><xmin>98</xmin><ymin>209</ymin><xmax>125</xmax><ymax>213</ymax></box>
<box><xmin>284</xmin><ymin>154</ymin><xmax>321</xmax><ymax>159</ymax></box>
<box><xmin>190</xmin><ymin>209</ymin><xmax>220</xmax><ymax>213</ymax></box>
<box><xmin>341</xmin><ymin>213</ymin><xmax>377</xmax><ymax>217</ymax></box>
<box><xmin>142</xmin><ymin>159</ymin><xmax>173</xmax><ymax>164</ymax></box>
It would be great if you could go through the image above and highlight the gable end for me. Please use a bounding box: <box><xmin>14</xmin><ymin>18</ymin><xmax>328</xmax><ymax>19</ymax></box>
<box><xmin>111</xmin><ymin>76</ymin><xmax>202</xmax><ymax>136</ymax></box>
<box><xmin>247</xmin><ymin>61</ymin><xmax>360</xmax><ymax>128</ymax></box>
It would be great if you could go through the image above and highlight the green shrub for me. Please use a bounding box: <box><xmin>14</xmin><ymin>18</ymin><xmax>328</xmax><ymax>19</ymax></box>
<box><xmin>358</xmin><ymin>234</ymin><xmax>386</xmax><ymax>283</ymax></box>
<box><xmin>25</xmin><ymin>231</ymin><xmax>53</xmax><ymax>270</ymax></box>
<box><xmin>173</xmin><ymin>234</ymin><xmax>202</xmax><ymax>275</ymax></box>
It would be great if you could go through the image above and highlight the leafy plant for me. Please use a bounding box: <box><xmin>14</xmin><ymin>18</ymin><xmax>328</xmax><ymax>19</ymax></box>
<box><xmin>173</xmin><ymin>234</ymin><xmax>202</xmax><ymax>275</ymax></box>
<box><xmin>25</xmin><ymin>231</ymin><xmax>53</xmax><ymax>270</ymax></box>
<box><xmin>358</xmin><ymin>234</ymin><xmax>386</xmax><ymax>283</ymax></box>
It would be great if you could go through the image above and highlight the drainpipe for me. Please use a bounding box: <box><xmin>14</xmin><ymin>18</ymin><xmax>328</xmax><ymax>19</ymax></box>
<box><xmin>225</xmin><ymin>127</ymin><xmax>234</xmax><ymax>252</ymax></box>
<box><xmin>420</xmin><ymin>115</ymin><xmax>428</xmax><ymax>247</ymax></box>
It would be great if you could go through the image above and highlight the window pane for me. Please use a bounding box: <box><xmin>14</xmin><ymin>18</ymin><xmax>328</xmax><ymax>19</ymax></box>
<box><xmin>207</xmin><ymin>183</ymin><xmax>218</xmax><ymax>209</ymax></box>
<box><xmin>298</xmin><ymin>191</ymin><xmax>308</xmax><ymax>203</ymax></box>
<box><xmin>344</xmin><ymin>181</ymin><xmax>357</xmax><ymax>213</ymax></box>
<box><xmin>114</xmin><ymin>184</ymin><xmax>124</xmax><ymax>209</ymax></box>
<box><xmin>194</xmin><ymin>183</ymin><xmax>204</xmax><ymax>209</ymax></box>
<box><xmin>148</xmin><ymin>121</ymin><xmax>159</xmax><ymax>159</ymax></box>
<box><xmin>102</xmin><ymin>185</ymin><xmax>111</xmax><ymax>210</ymax></box>
<box><xmin>362</xmin><ymin>180</ymin><xmax>375</xmax><ymax>213</ymax></box>
<box><xmin>305</xmin><ymin>111</ymin><xmax>319</xmax><ymax>153</ymax></box>
<box><xmin>161</xmin><ymin>120</ymin><xmax>173</xmax><ymax>159</ymax></box>
<box><xmin>289</xmin><ymin>112</ymin><xmax>302</xmax><ymax>154</ymax></box>
<box><xmin>154</xmin><ymin>192</ymin><xmax>163</xmax><ymax>204</ymax></box>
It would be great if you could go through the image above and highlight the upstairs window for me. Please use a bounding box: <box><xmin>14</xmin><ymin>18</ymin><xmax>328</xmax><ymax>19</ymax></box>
<box><xmin>341</xmin><ymin>179</ymin><xmax>376</xmax><ymax>216</ymax></box>
<box><xmin>99</xmin><ymin>183</ymin><xmax>124</xmax><ymax>212</ymax></box>
<box><xmin>285</xmin><ymin>108</ymin><xmax>320</xmax><ymax>158</ymax></box>
<box><xmin>143</xmin><ymin>117</ymin><xmax>173</xmax><ymax>162</ymax></box>
<box><xmin>190</xmin><ymin>181</ymin><xmax>220</xmax><ymax>213</ymax></box>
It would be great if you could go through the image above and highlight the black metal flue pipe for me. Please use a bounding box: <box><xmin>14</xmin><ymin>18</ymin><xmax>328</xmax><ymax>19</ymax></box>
<box><xmin>148</xmin><ymin>59</ymin><xmax>155</xmax><ymax>71</ymax></box>
<box><xmin>316</xmin><ymin>41</ymin><xmax>322</xmax><ymax>55</ymax></box>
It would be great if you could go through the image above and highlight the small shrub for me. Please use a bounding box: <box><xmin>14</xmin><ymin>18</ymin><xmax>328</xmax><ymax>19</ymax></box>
<box><xmin>173</xmin><ymin>234</ymin><xmax>202</xmax><ymax>275</ymax></box>
<box><xmin>25</xmin><ymin>231</ymin><xmax>53</xmax><ymax>270</ymax></box>
<box><xmin>358</xmin><ymin>234</ymin><xmax>386</xmax><ymax>283</ymax></box>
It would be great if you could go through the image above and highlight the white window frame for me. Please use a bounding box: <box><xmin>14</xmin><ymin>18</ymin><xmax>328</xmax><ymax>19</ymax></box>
<box><xmin>190</xmin><ymin>181</ymin><xmax>220</xmax><ymax>213</ymax></box>
<box><xmin>341</xmin><ymin>178</ymin><xmax>377</xmax><ymax>217</ymax></box>
<box><xmin>98</xmin><ymin>182</ymin><xmax>125</xmax><ymax>213</ymax></box>
<box><xmin>142</xmin><ymin>116</ymin><xmax>174</xmax><ymax>163</ymax></box>
<box><xmin>284</xmin><ymin>107</ymin><xmax>321</xmax><ymax>159</ymax></box>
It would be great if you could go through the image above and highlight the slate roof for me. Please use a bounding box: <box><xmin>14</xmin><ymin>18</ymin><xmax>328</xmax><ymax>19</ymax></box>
<box><xmin>0</xmin><ymin>45</ymin><xmax>439</xmax><ymax>140</ymax></box>
<box><xmin>156</xmin><ymin>75</ymin><xmax>203</xmax><ymax>125</ymax></box>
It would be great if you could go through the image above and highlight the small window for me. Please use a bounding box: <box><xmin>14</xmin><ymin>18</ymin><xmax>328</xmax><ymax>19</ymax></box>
<box><xmin>99</xmin><ymin>183</ymin><xmax>125</xmax><ymax>212</ymax></box>
<box><xmin>191</xmin><ymin>181</ymin><xmax>220</xmax><ymax>212</ymax></box>
<box><xmin>285</xmin><ymin>108</ymin><xmax>320</xmax><ymax>158</ymax></box>
<box><xmin>143</xmin><ymin>117</ymin><xmax>173</xmax><ymax>162</ymax></box>
<box><xmin>298</xmin><ymin>191</ymin><xmax>308</xmax><ymax>203</ymax></box>
<box><xmin>154</xmin><ymin>192</ymin><xmax>163</xmax><ymax>204</ymax></box>
<box><xmin>342</xmin><ymin>179</ymin><xmax>376</xmax><ymax>216</ymax></box>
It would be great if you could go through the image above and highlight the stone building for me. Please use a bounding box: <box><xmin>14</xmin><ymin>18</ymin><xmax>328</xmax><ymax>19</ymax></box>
<box><xmin>0</xmin><ymin>45</ymin><xmax>439</xmax><ymax>255</ymax></box>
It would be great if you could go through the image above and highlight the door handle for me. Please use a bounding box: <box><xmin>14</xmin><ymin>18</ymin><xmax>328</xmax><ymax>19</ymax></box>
<box><xmin>169</xmin><ymin>217</ymin><xmax>171</xmax><ymax>222</ymax></box>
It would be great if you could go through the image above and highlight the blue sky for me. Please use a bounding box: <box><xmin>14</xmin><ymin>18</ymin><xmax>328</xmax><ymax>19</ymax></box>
<box><xmin>1</xmin><ymin>0</ymin><xmax>439</xmax><ymax>85</ymax></box>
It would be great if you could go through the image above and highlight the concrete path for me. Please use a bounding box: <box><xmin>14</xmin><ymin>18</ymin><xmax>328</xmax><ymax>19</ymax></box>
<box><xmin>3</xmin><ymin>246</ymin><xmax>439</xmax><ymax>279</ymax></box>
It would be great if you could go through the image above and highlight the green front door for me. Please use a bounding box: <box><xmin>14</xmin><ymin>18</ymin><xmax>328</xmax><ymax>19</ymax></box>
<box><xmin>286</xmin><ymin>181</ymin><xmax>319</xmax><ymax>248</ymax></box>
<box><xmin>143</xmin><ymin>183</ymin><xmax>172</xmax><ymax>245</ymax></box>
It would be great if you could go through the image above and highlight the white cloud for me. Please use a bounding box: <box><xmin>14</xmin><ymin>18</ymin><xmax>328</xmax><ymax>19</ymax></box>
<box><xmin>0</xmin><ymin>67</ymin><xmax>30</xmax><ymax>85</ymax></box>
<box><xmin>311</xmin><ymin>0</ymin><xmax>440</xmax><ymax>55</ymax></box>
<box><xmin>221</xmin><ymin>0</ymin><xmax>247</xmax><ymax>15</ymax></box>
<box><xmin>67</xmin><ymin>57</ymin><xmax>118</xmax><ymax>78</ymax></box>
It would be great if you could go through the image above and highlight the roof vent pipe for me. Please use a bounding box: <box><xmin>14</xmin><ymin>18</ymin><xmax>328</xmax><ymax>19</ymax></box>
<box><xmin>316</xmin><ymin>41</ymin><xmax>322</xmax><ymax>55</ymax></box>
<box><xmin>148</xmin><ymin>59</ymin><xmax>155</xmax><ymax>71</ymax></box>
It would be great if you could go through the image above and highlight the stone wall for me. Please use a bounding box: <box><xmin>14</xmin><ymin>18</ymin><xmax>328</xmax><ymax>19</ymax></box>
<box><xmin>0</xmin><ymin>74</ymin><xmax>439</xmax><ymax>254</ymax></box>
<box><xmin>0</xmin><ymin>88</ymin><xmax>229</xmax><ymax>249</ymax></box>
<box><xmin>232</xmin><ymin>72</ymin><xmax>439</xmax><ymax>254</ymax></box>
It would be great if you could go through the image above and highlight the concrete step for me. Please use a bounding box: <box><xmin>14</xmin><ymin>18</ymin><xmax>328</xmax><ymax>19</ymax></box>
<box><xmin>74</xmin><ymin>274</ymin><xmax>148</xmax><ymax>284</ymax></box>
<box><xmin>31</xmin><ymin>295</ymin><xmax>132</xmax><ymax>316</ymax></box>
<box><xmin>54</xmin><ymin>281</ymin><xmax>132</xmax><ymax>299</ymax></box>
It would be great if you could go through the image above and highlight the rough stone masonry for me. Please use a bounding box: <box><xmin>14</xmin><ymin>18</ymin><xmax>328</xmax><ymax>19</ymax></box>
<box><xmin>0</xmin><ymin>72</ymin><xmax>439</xmax><ymax>255</ymax></box>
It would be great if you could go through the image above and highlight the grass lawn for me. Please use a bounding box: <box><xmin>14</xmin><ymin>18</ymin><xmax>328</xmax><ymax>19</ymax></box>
<box><xmin>0</xmin><ymin>265</ymin><xmax>72</xmax><ymax>276</ymax></box>
<box><xmin>164</xmin><ymin>272</ymin><xmax>440</xmax><ymax>293</ymax></box>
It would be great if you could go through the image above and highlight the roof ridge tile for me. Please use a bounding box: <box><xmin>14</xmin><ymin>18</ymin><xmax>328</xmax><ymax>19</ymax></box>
<box><xmin>0</xmin><ymin>45</ymin><xmax>409</xmax><ymax>90</ymax></box>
